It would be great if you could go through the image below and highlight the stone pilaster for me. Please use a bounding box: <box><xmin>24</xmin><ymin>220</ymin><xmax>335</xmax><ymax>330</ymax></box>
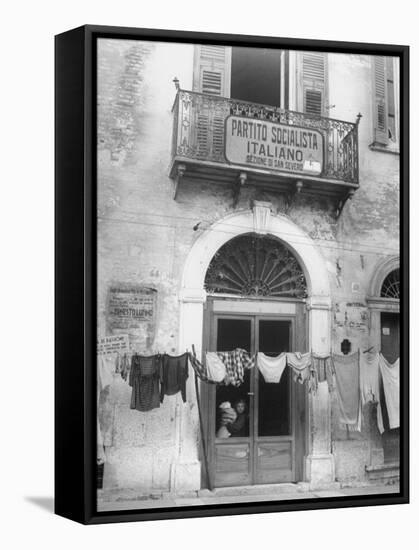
<box><xmin>305</xmin><ymin>296</ymin><xmax>336</xmax><ymax>488</ymax></box>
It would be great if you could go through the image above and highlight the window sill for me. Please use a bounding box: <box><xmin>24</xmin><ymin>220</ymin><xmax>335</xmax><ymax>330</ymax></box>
<box><xmin>369</xmin><ymin>143</ymin><xmax>400</xmax><ymax>155</ymax></box>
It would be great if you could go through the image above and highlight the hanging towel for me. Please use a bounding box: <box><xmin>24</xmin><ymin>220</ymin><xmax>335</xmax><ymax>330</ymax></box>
<box><xmin>332</xmin><ymin>352</ymin><xmax>362</xmax><ymax>432</ymax></box>
<box><xmin>257</xmin><ymin>352</ymin><xmax>287</xmax><ymax>383</ymax></box>
<box><xmin>379</xmin><ymin>354</ymin><xmax>400</xmax><ymax>430</ymax></box>
<box><xmin>287</xmin><ymin>352</ymin><xmax>318</xmax><ymax>393</ymax></box>
<box><xmin>129</xmin><ymin>354</ymin><xmax>161</xmax><ymax>412</ymax></box>
<box><xmin>360</xmin><ymin>352</ymin><xmax>380</xmax><ymax>405</ymax></box>
<box><xmin>160</xmin><ymin>353</ymin><xmax>189</xmax><ymax>403</ymax></box>
<box><xmin>312</xmin><ymin>353</ymin><xmax>334</xmax><ymax>391</ymax></box>
<box><xmin>120</xmin><ymin>353</ymin><xmax>130</xmax><ymax>382</ymax></box>
<box><xmin>97</xmin><ymin>355</ymin><xmax>114</xmax><ymax>464</ymax></box>
<box><xmin>98</xmin><ymin>355</ymin><xmax>114</xmax><ymax>392</ymax></box>
<box><xmin>360</xmin><ymin>351</ymin><xmax>384</xmax><ymax>433</ymax></box>
<box><xmin>206</xmin><ymin>352</ymin><xmax>227</xmax><ymax>383</ymax></box>
<box><xmin>97</xmin><ymin>417</ymin><xmax>106</xmax><ymax>464</ymax></box>
<box><xmin>217</xmin><ymin>348</ymin><xmax>255</xmax><ymax>387</ymax></box>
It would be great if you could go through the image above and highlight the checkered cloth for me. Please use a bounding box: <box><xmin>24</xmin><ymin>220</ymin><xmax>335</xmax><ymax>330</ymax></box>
<box><xmin>217</xmin><ymin>348</ymin><xmax>255</xmax><ymax>387</ymax></box>
<box><xmin>189</xmin><ymin>349</ymin><xmax>255</xmax><ymax>386</ymax></box>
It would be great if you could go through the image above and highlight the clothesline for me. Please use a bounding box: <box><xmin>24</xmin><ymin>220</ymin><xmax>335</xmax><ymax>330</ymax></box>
<box><xmin>97</xmin><ymin>348</ymin><xmax>400</xmax><ymax>436</ymax></box>
<box><xmin>189</xmin><ymin>348</ymin><xmax>400</xmax><ymax>435</ymax></box>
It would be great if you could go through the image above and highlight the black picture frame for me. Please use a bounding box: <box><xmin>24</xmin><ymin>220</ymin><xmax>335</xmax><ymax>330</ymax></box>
<box><xmin>55</xmin><ymin>24</ymin><xmax>409</xmax><ymax>525</ymax></box>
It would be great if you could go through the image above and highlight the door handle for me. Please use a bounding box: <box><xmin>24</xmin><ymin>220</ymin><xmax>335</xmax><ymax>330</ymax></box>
<box><xmin>247</xmin><ymin>392</ymin><xmax>255</xmax><ymax>396</ymax></box>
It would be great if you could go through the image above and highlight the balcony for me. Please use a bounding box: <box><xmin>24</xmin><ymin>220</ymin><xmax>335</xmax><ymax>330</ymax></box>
<box><xmin>170</xmin><ymin>90</ymin><xmax>360</xmax><ymax>216</ymax></box>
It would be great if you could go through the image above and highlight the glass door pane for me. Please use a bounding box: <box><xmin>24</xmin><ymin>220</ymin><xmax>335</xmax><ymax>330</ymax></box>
<box><xmin>215</xmin><ymin>319</ymin><xmax>252</xmax><ymax>439</ymax></box>
<box><xmin>257</xmin><ymin>320</ymin><xmax>291</xmax><ymax>437</ymax></box>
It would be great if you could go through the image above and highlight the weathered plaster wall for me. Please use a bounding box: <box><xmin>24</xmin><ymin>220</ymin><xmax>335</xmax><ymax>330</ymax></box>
<box><xmin>97</xmin><ymin>41</ymin><xmax>399</xmax><ymax>491</ymax></box>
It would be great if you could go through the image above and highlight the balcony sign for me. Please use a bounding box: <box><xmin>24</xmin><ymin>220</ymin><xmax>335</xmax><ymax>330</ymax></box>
<box><xmin>225</xmin><ymin>115</ymin><xmax>323</xmax><ymax>176</ymax></box>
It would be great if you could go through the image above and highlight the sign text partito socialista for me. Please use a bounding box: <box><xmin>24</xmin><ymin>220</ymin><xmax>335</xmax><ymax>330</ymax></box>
<box><xmin>225</xmin><ymin>116</ymin><xmax>323</xmax><ymax>175</ymax></box>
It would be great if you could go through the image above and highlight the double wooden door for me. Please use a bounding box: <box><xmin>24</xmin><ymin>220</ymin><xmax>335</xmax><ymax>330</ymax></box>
<box><xmin>202</xmin><ymin>300</ymin><xmax>307</xmax><ymax>488</ymax></box>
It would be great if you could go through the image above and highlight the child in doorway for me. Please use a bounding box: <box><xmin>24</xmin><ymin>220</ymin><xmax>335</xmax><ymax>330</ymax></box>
<box><xmin>216</xmin><ymin>399</ymin><xmax>248</xmax><ymax>438</ymax></box>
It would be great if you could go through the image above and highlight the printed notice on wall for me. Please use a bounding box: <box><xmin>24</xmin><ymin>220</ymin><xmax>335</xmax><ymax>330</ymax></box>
<box><xmin>97</xmin><ymin>334</ymin><xmax>129</xmax><ymax>355</ymax></box>
<box><xmin>225</xmin><ymin>115</ymin><xmax>323</xmax><ymax>175</ymax></box>
<box><xmin>108</xmin><ymin>285</ymin><xmax>157</xmax><ymax>329</ymax></box>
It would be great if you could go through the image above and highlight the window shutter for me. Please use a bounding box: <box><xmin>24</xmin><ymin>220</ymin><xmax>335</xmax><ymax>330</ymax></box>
<box><xmin>373</xmin><ymin>56</ymin><xmax>389</xmax><ymax>145</ymax></box>
<box><xmin>193</xmin><ymin>45</ymin><xmax>231</xmax><ymax>97</ymax></box>
<box><xmin>301</xmin><ymin>52</ymin><xmax>326</xmax><ymax>116</ymax></box>
<box><xmin>193</xmin><ymin>45</ymin><xmax>231</xmax><ymax>159</ymax></box>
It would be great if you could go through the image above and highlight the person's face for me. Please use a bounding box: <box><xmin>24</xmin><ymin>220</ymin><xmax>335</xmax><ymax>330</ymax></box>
<box><xmin>235</xmin><ymin>401</ymin><xmax>245</xmax><ymax>414</ymax></box>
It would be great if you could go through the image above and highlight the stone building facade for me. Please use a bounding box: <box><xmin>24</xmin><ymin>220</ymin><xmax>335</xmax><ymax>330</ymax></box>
<box><xmin>97</xmin><ymin>39</ymin><xmax>400</xmax><ymax>495</ymax></box>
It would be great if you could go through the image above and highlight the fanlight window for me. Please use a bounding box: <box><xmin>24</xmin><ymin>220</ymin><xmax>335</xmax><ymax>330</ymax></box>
<box><xmin>380</xmin><ymin>268</ymin><xmax>400</xmax><ymax>299</ymax></box>
<box><xmin>204</xmin><ymin>234</ymin><xmax>307</xmax><ymax>298</ymax></box>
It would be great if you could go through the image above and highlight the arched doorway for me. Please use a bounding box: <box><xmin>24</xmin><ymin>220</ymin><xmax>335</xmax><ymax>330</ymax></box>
<box><xmin>203</xmin><ymin>233</ymin><xmax>308</xmax><ymax>486</ymax></box>
<box><xmin>178</xmin><ymin>205</ymin><xmax>334</xmax><ymax>489</ymax></box>
<box><xmin>367</xmin><ymin>258</ymin><xmax>400</xmax><ymax>465</ymax></box>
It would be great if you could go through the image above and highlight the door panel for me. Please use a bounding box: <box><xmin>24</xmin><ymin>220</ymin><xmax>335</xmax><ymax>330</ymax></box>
<box><xmin>213</xmin><ymin>317</ymin><xmax>253</xmax><ymax>486</ymax></box>
<box><xmin>215</xmin><ymin>443</ymin><xmax>251</xmax><ymax>486</ymax></box>
<box><xmin>207</xmin><ymin>304</ymin><xmax>306</xmax><ymax>487</ymax></box>
<box><xmin>255</xmin><ymin>318</ymin><xmax>294</xmax><ymax>483</ymax></box>
<box><xmin>256</xmin><ymin>441</ymin><xmax>293</xmax><ymax>484</ymax></box>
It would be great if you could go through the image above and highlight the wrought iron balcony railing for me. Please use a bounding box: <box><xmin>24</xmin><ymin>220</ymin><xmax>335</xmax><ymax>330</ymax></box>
<box><xmin>170</xmin><ymin>90</ymin><xmax>360</xmax><ymax>208</ymax></box>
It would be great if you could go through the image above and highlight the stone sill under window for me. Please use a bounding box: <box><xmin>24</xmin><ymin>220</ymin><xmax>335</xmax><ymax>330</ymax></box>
<box><xmin>369</xmin><ymin>142</ymin><xmax>400</xmax><ymax>155</ymax></box>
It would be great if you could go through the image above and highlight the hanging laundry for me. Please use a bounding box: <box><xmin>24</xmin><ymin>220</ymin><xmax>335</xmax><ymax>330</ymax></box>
<box><xmin>114</xmin><ymin>353</ymin><xmax>121</xmax><ymax>374</ymax></box>
<box><xmin>359</xmin><ymin>351</ymin><xmax>384</xmax><ymax>434</ymax></box>
<box><xmin>286</xmin><ymin>352</ymin><xmax>317</xmax><ymax>391</ymax></box>
<box><xmin>97</xmin><ymin>417</ymin><xmax>106</xmax><ymax>464</ymax></box>
<box><xmin>189</xmin><ymin>352</ymin><xmax>212</xmax><ymax>383</ymax></box>
<box><xmin>379</xmin><ymin>354</ymin><xmax>400</xmax><ymax>430</ymax></box>
<box><xmin>206</xmin><ymin>352</ymin><xmax>227</xmax><ymax>383</ymax></box>
<box><xmin>217</xmin><ymin>348</ymin><xmax>255</xmax><ymax>387</ymax></box>
<box><xmin>97</xmin><ymin>355</ymin><xmax>114</xmax><ymax>464</ymax></box>
<box><xmin>360</xmin><ymin>352</ymin><xmax>380</xmax><ymax>405</ymax></box>
<box><xmin>129</xmin><ymin>354</ymin><xmax>161</xmax><ymax>412</ymax></box>
<box><xmin>119</xmin><ymin>353</ymin><xmax>130</xmax><ymax>382</ymax></box>
<box><xmin>312</xmin><ymin>353</ymin><xmax>334</xmax><ymax>391</ymax></box>
<box><xmin>332</xmin><ymin>352</ymin><xmax>362</xmax><ymax>432</ymax></box>
<box><xmin>98</xmin><ymin>355</ymin><xmax>114</xmax><ymax>392</ymax></box>
<box><xmin>257</xmin><ymin>352</ymin><xmax>287</xmax><ymax>383</ymax></box>
<box><xmin>160</xmin><ymin>353</ymin><xmax>189</xmax><ymax>403</ymax></box>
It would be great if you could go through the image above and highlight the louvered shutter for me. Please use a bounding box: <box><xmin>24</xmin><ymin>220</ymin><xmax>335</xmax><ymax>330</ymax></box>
<box><xmin>193</xmin><ymin>45</ymin><xmax>231</xmax><ymax>96</ymax></box>
<box><xmin>373</xmin><ymin>56</ymin><xmax>389</xmax><ymax>145</ymax></box>
<box><xmin>301</xmin><ymin>52</ymin><xmax>326</xmax><ymax>116</ymax></box>
<box><xmin>193</xmin><ymin>45</ymin><xmax>231</xmax><ymax>159</ymax></box>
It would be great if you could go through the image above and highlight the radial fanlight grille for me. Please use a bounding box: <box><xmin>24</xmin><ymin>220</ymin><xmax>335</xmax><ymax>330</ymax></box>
<box><xmin>204</xmin><ymin>234</ymin><xmax>307</xmax><ymax>298</ymax></box>
<box><xmin>380</xmin><ymin>268</ymin><xmax>400</xmax><ymax>299</ymax></box>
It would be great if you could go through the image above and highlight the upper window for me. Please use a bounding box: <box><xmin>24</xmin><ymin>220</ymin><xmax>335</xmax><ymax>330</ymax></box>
<box><xmin>372</xmin><ymin>56</ymin><xmax>399</xmax><ymax>149</ymax></box>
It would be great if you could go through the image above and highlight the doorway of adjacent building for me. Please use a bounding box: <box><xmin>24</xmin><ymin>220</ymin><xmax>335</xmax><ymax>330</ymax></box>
<box><xmin>202</xmin><ymin>301</ymin><xmax>306</xmax><ymax>488</ymax></box>
<box><xmin>380</xmin><ymin>311</ymin><xmax>400</xmax><ymax>464</ymax></box>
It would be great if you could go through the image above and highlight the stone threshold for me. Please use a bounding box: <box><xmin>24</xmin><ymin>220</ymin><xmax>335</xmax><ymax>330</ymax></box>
<box><xmin>98</xmin><ymin>480</ymin><xmax>398</xmax><ymax>505</ymax></box>
<box><xmin>365</xmin><ymin>461</ymin><xmax>399</xmax><ymax>473</ymax></box>
<box><xmin>97</xmin><ymin>482</ymin><xmax>400</xmax><ymax>512</ymax></box>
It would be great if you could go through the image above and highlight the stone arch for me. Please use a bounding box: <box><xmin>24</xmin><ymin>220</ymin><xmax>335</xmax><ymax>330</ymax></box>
<box><xmin>180</xmin><ymin>208</ymin><xmax>331</xmax><ymax>303</ymax></box>
<box><xmin>176</xmin><ymin>206</ymin><xmax>335</xmax><ymax>488</ymax></box>
<box><xmin>368</xmin><ymin>255</ymin><xmax>400</xmax><ymax>298</ymax></box>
